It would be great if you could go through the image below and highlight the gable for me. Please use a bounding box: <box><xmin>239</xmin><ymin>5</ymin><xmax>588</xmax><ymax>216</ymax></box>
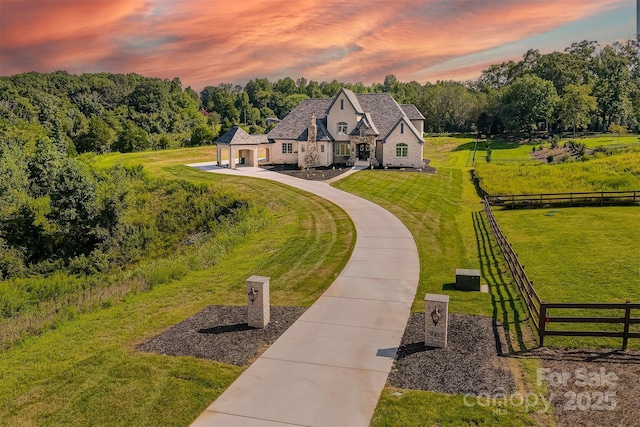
<box><xmin>383</xmin><ymin>116</ymin><xmax>423</xmax><ymax>144</ymax></box>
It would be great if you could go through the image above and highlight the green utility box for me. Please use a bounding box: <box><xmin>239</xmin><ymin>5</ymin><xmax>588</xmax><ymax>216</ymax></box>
<box><xmin>455</xmin><ymin>269</ymin><xmax>481</xmax><ymax>291</ymax></box>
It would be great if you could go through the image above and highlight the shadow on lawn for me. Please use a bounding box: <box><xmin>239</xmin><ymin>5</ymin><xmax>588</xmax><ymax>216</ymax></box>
<box><xmin>472</xmin><ymin>210</ymin><xmax>532</xmax><ymax>354</ymax></box>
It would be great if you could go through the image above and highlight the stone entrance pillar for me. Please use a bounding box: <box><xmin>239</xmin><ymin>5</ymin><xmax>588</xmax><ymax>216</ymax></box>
<box><xmin>247</xmin><ymin>276</ymin><xmax>270</xmax><ymax>328</ymax></box>
<box><xmin>425</xmin><ymin>293</ymin><xmax>449</xmax><ymax>348</ymax></box>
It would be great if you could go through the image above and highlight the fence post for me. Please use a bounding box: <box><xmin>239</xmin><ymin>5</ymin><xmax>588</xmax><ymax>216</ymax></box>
<box><xmin>623</xmin><ymin>300</ymin><xmax>631</xmax><ymax>351</ymax></box>
<box><xmin>538</xmin><ymin>301</ymin><xmax>547</xmax><ymax>347</ymax></box>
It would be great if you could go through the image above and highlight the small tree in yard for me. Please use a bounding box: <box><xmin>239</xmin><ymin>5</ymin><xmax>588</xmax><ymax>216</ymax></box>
<box><xmin>608</xmin><ymin>123</ymin><xmax>628</xmax><ymax>144</ymax></box>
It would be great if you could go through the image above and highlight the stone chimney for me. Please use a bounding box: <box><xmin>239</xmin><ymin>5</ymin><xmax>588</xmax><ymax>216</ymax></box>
<box><xmin>305</xmin><ymin>113</ymin><xmax>320</xmax><ymax>167</ymax></box>
<box><xmin>308</xmin><ymin>113</ymin><xmax>317</xmax><ymax>143</ymax></box>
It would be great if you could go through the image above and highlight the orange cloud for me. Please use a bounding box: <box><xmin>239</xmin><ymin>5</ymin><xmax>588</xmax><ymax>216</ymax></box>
<box><xmin>0</xmin><ymin>0</ymin><xmax>629</xmax><ymax>89</ymax></box>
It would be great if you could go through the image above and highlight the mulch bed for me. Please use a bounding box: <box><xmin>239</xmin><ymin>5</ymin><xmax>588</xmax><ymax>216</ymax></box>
<box><xmin>387</xmin><ymin>313</ymin><xmax>516</xmax><ymax>395</ymax></box>
<box><xmin>137</xmin><ymin>305</ymin><xmax>305</xmax><ymax>366</ymax></box>
<box><xmin>260</xmin><ymin>164</ymin><xmax>350</xmax><ymax>181</ymax></box>
<box><xmin>138</xmin><ymin>305</ymin><xmax>640</xmax><ymax>426</ymax></box>
<box><xmin>260</xmin><ymin>160</ymin><xmax>436</xmax><ymax>181</ymax></box>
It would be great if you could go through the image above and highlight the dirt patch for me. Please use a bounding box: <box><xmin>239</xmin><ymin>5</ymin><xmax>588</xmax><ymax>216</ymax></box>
<box><xmin>517</xmin><ymin>347</ymin><xmax>640</xmax><ymax>427</ymax></box>
<box><xmin>138</xmin><ymin>305</ymin><xmax>305</xmax><ymax>366</ymax></box>
<box><xmin>531</xmin><ymin>145</ymin><xmax>595</xmax><ymax>164</ymax></box>
<box><xmin>388</xmin><ymin>313</ymin><xmax>516</xmax><ymax>395</ymax></box>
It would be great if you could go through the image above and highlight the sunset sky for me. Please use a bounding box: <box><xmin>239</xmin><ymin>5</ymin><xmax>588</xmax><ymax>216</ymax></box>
<box><xmin>0</xmin><ymin>0</ymin><xmax>636</xmax><ymax>91</ymax></box>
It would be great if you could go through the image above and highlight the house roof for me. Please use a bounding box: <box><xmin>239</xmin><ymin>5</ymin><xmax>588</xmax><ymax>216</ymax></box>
<box><xmin>216</xmin><ymin>125</ymin><xmax>268</xmax><ymax>145</ymax></box>
<box><xmin>351</xmin><ymin>113</ymin><xmax>380</xmax><ymax>136</ymax></box>
<box><xmin>268</xmin><ymin>90</ymin><xmax>424</xmax><ymax>143</ymax></box>
<box><xmin>267</xmin><ymin>98</ymin><xmax>333</xmax><ymax>142</ymax></box>
<box><xmin>401</xmin><ymin>104</ymin><xmax>426</xmax><ymax>120</ymax></box>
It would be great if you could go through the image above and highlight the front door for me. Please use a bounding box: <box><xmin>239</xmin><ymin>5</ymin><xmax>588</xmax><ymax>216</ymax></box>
<box><xmin>357</xmin><ymin>143</ymin><xmax>370</xmax><ymax>160</ymax></box>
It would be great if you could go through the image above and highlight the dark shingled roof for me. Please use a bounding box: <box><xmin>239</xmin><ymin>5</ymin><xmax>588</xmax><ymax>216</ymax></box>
<box><xmin>267</xmin><ymin>99</ymin><xmax>333</xmax><ymax>142</ymax></box>
<box><xmin>268</xmin><ymin>91</ymin><xmax>424</xmax><ymax>143</ymax></box>
<box><xmin>351</xmin><ymin>113</ymin><xmax>380</xmax><ymax>136</ymax></box>
<box><xmin>216</xmin><ymin>125</ymin><xmax>268</xmax><ymax>145</ymax></box>
<box><xmin>401</xmin><ymin>104</ymin><xmax>426</xmax><ymax>120</ymax></box>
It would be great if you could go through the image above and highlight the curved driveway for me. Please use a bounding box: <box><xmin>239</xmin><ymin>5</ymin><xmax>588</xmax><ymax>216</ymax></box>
<box><xmin>188</xmin><ymin>164</ymin><xmax>420</xmax><ymax>427</ymax></box>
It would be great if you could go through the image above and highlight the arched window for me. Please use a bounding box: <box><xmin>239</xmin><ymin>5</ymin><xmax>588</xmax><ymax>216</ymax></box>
<box><xmin>396</xmin><ymin>143</ymin><xmax>408</xmax><ymax>158</ymax></box>
<box><xmin>337</xmin><ymin>122</ymin><xmax>348</xmax><ymax>135</ymax></box>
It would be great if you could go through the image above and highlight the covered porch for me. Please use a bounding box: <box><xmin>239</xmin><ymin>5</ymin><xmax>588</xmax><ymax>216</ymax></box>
<box><xmin>215</xmin><ymin>125</ymin><xmax>268</xmax><ymax>170</ymax></box>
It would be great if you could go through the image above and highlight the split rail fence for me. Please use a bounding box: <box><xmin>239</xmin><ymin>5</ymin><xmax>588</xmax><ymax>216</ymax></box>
<box><xmin>482</xmin><ymin>196</ymin><xmax>640</xmax><ymax>349</ymax></box>
<box><xmin>486</xmin><ymin>190</ymin><xmax>640</xmax><ymax>209</ymax></box>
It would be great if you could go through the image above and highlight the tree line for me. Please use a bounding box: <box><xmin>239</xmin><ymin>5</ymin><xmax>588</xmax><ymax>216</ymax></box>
<box><xmin>1</xmin><ymin>38</ymin><xmax>637</xmax><ymax>159</ymax></box>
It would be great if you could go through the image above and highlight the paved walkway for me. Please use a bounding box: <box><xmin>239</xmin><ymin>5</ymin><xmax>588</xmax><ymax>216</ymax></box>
<box><xmin>188</xmin><ymin>163</ymin><xmax>420</xmax><ymax>426</ymax></box>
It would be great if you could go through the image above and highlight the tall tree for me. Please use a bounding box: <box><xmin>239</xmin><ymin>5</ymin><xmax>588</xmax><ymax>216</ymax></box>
<box><xmin>559</xmin><ymin>84</ymin><xmax>597</xmax><ymax>138</ymax></box>
<box><xmin>593</xmin><ymin>45</ymin><xmax>632</xmax><ymax>131</ymax></box>
<box><xmin>500</xmin><ymin>75</ymin><xmax>558</xmax><ymax>139</ymax></box>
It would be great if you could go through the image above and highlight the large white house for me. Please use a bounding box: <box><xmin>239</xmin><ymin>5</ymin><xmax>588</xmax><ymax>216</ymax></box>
<box><xmin>266</xmin><ymin>88</ymin><xmax>425</xmax><ymax>169</ymax></box>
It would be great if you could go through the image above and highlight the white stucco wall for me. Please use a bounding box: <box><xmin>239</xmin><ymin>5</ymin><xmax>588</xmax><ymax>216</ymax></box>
<box><xmin>410</xmin><ymin>119</ymin><xmax>424</xmax><ymax>136</ymax></box>
<box><xmin>326</xmin><ymin>92</ymin><xmax>360</xmax><ymax>142</ymax></box>
<box><xmin>382</xmin><ymin>123</ymin><xmax>424</xmax><ymax>168</ymax></box>
<box><xmin>268</xmin><ymin>140</ymin><xmax>299</xmax><ymax>164</ymax></box>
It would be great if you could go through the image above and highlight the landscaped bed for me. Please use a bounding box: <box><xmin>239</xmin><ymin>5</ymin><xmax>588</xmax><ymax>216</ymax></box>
<box><xmin>138</xmin><ymin>305</ymin><xmax>306</xmax><ymax>366</ymax></box>
<box><xmin>139</xmin><ymin>304</ymin><xmax>640</xmax><ymax>426</ymax></box>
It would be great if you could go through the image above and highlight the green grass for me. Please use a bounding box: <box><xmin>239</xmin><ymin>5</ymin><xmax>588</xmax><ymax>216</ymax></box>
<box><xmin>475</xmin><ymin>147</ymin><xmax>640</xmax><ymax>194</ymax></box>
<box><xmin>493</xmin><ymin>207</ymin><xmax>640</xmax><ymax>303</ymax></box>
<box><xmin>0</xmin><ymin>148</ymin><xmax>355</xmax><ymax>426</ymax></box>
<box><xmin>492</xmin><ymin>206</ymin><xmax>640</xmax><ymax>349</ymax></box>
<box><xmin>334</xmin><ymin>169</ymin><xmax>541</xmax><ymax>424</ymax></box>
<box><xmin>372</xmin><ymin>388</ymin><xmax>540</xmax><ymax>427</ymax></box>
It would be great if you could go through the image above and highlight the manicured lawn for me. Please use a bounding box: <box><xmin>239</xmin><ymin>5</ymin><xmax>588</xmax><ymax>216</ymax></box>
<box><xmin>372</xmin><ymin>387</ymin><xmax>540</xmax><ymax>427</ymax></box>
<box><xmin>493</xmin><ymin>206</ymin><xmax>640</xmax><ymax>303</ymax></box>
<box><xmin>492</xmin><ymin>206</ymin><xmax>640</xmax><ymax>348</ymax></box>
<box><xmin>0</xmin><ymin>149</ymin><xmax>355</xmax><ymax>426</ymax></box>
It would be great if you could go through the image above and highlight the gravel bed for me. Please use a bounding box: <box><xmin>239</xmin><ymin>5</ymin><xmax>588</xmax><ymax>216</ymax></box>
<box><xmin>388</xmin><ymin>313</ymin><xmax>515</xmax><ymax>395</ymax></box>
<box><xmin>260</xmin><ymin>164</ymin><xmax>350</xmax><ymax>181</ymax></box>
<box><xmin>138</xmin><ymin>305</ymin><xmax>305</xmax><ymax>366</ymax></box>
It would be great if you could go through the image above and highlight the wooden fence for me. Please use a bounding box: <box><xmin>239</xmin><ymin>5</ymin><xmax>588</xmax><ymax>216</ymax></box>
<box><xmin>486</xmin><ymin>190</ymin><xmax>640</xmax><ymax>209</ymax></box>
<box><xmin>483</xmin><ymin>197</ymin><xmax>640</xmax><ymax>349</ymax></box>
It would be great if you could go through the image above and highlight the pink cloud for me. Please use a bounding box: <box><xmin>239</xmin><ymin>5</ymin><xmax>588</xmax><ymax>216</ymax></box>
<box><xmin>0</xmin><ymin>0</ymin><xmax>629</xmax><ymax>89</ymax></box>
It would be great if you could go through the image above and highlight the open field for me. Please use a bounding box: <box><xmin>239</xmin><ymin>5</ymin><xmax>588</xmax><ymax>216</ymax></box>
<box><xmin>492</xmin><ymin>206</ymin><xmax>640</xmax><ymax>348</ymax></box>
<box><xmin>0</xmin><ymin>149</ymin><xmax>355</xmax><ymax>426</ymax></box>
<box><xmin>476</xmin><ymin>149</ymin><xmax>640</xmax><ymax>194</ymax></box>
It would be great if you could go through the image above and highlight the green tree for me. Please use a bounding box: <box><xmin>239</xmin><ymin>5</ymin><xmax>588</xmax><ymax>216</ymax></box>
<box><xmin>76</xmin><ymin>117</ymin><xmax>115</xmax><ymax>153</ymax></box>
<box><xmin>188</xmin><ymin>125</ymin><xmax>216</xmax><ymax>146</ymax></box>
<box><xmin>559</xmin><ymin>84</ymin><xmax>597</xmax><ymax>138</ymax></box>
<box><xmin>500</xmin><ymin>75</ymin><xmax>558</xmax><ymax>139</ymax></box>
<box><xmin>593</xmin><ymin>45</ymin><xmax>632</xmax><ymax>131</ymax></box>
<box><xmin>113</xmin><ymin>121</ymin><xmax>149</xmax><ymax>152</ymax></box>
<box><xmin>608</xmin><ymin>123</ymin><xmax>628</xmax><ymax>143</ymax></box>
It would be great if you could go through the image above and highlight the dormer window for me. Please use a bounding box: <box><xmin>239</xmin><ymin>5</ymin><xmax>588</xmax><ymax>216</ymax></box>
<box><xmin>340</xmin><ymin>99</ymin><xmax>344</xmax><ymax>110</ymax></box>
<box><xmin>337</xmin><ymin>122</ymin><xmax>347</xmax><ymax>135</ymax></box>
